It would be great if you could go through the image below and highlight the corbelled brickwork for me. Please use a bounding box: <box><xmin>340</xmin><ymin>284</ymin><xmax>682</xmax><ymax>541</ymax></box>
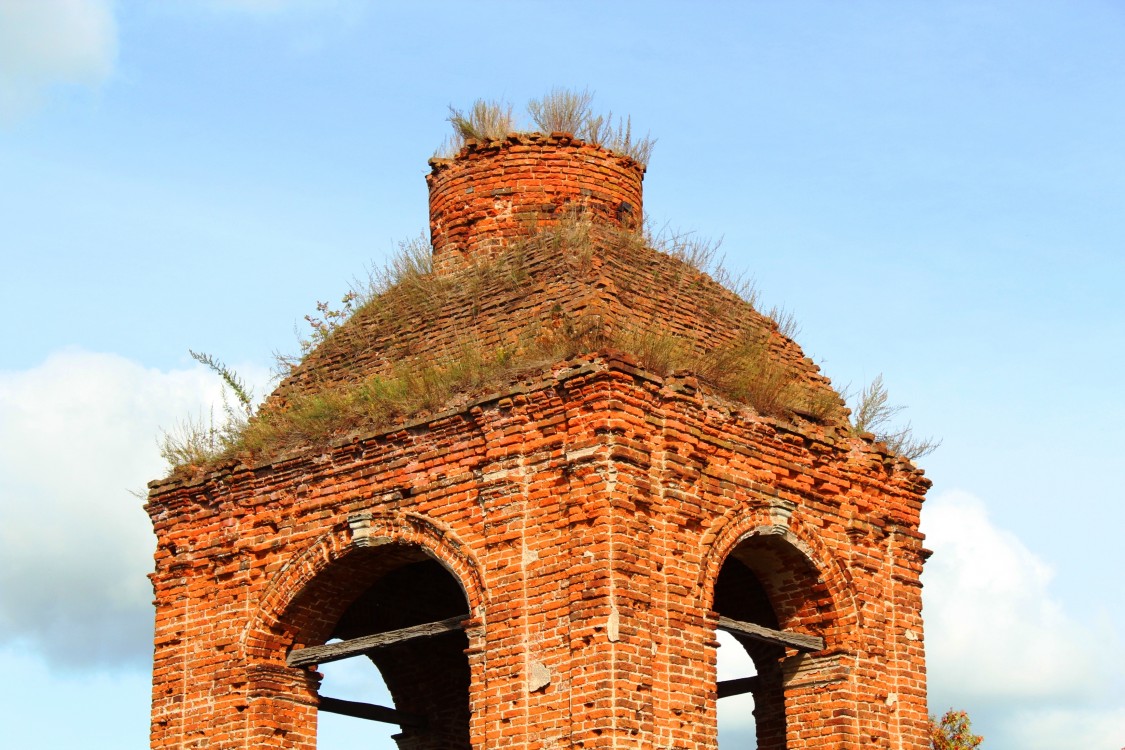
<box><xmin>148</xmin><ymin>133</ymin><xmax>931</xmax><ymax>750</ymax></box>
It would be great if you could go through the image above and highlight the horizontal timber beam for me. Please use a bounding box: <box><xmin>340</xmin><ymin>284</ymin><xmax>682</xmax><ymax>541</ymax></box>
<box><xmin>717</xmin><ymin>675</ymin><xmax>761</xmax><ymax>699</ymax></box>
<box><xmin>287</xmin><ymin>614</ymin><xmax>469</xmax><ymax>668</ymax></box>
<box><xmin>319</xmin><ymin>695</ymin><xmax>425</xmax><ymax>729</ymax></box>
<box><xmin>716</xmin><ymin>615</ymin><xmax>824</xmax><ymax>653</ymax></box>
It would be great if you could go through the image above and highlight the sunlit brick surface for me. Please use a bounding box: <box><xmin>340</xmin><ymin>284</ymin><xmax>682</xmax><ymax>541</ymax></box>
<box><xmin>428</xmin><ymin>132</ymin><xmax>644</xmax><ymax>274</ymax></box>
<box><xmin>148</xmin><ymin>137</ymin><xmax>930</xmax><ymax>750</ymax></box>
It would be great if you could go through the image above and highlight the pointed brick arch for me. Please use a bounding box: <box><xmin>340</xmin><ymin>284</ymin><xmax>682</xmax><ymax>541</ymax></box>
<box><xmin>698</xmin><ymin>500</ymin><xmax>862</xmax><ymax>637</ymax></box>
<box><xmin>699</xmin><ymin>501</ymin><xmax>864</xmax><ymax>749</ymax></box>
<box><xmin>245</xmin><ymin>511</ymin><xmax>487</xmax><ymax>661</ymax></box>
<box><xmin>239</xmin><ymin>512</ymin><xmax>487</xmax><ymax>750</ymax></box>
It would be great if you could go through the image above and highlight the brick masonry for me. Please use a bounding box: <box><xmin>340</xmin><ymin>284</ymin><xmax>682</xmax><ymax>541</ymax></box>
<box><xmin>147</xmin><ymin>133</ymin><xmax>931</xmax><ymax>750</ymax></box>
<box><xmin>428</xmin><ymin>132</ymin><xmax>644</xmax><ymax>274</ymax></box>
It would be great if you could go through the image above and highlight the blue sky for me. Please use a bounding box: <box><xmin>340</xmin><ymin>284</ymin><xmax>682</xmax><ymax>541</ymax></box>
<box><xmin>1</xmin><ymin>2</ymin><xmax>1123</xmax><ymax>748</ymax></box>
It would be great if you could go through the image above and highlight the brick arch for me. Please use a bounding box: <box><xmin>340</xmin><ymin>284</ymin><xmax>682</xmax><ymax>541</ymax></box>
<box><xmin>243</xmin><ymin>510</ymin><xmax>487</xmax><ymax>663</ymax></box>
<box><xmin>698</xmin><ymin>499</ymin><xmax>864</xmax><ymax>750</ymax></box>
<box><xmin>697</xmin><ymin>501</ymin><xmax>861</xmax><ymax>638</ymax></box>
<box><xmin>234</xmin><ymin>512</ymin><xmax>487</xmax><ymax>750</ymax></box>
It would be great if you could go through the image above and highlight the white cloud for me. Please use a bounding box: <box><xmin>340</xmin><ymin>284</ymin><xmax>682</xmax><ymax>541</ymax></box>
<box><xmin>1004</xmin><ymin>706</ymin><xmax>1125</xmax><ymax>750</ymax></box>
<box><xmin>923</xmin><ymin>490</ymin><xmax>1097</xmax><ymax>701</ymax></box>
<box><xmin>0</xmin><ymin>0</ymin><xmax>117</xmax><ymax>120</ymax></box>
<box><xmin>0</xmin><ymin>349</ymin><xmax>245</xmax><ymax>671</ymax></box>
<box><xmin>922</xmin><ymin>490</ymin><xmax>1125</xmax><ymax>748</ymax></box>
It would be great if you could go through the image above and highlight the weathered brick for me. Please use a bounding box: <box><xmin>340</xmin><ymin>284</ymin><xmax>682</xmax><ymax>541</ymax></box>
<box><xmin>147</xmin><ymin>135</ymin><xmax>931</xmax><ymax>750</ymax></box>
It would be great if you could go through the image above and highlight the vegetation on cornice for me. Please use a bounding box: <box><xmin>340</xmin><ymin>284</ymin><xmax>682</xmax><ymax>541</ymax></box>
<box><xmin>850</xmin><ymin>374</ymin><xmax>940</xmax><ymax>460</ymax></box>
<box><xmin>437</xmin><ymin>88</ymin><xmax>656</xmax><ymax>167</ymax></box>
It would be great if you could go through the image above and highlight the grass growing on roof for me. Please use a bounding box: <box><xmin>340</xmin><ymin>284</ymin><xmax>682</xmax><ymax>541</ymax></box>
<box><xmin>436</xmin><ymin>88</ymin><xmax>657</xmax><ymax>167</ymax></box>
<box><xmin>162</xmin><ymin>216</ymin><xmax>849</xmax><ymax>473</ymax></box>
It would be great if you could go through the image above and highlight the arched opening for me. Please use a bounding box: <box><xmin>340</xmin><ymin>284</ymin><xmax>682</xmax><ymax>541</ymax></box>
<box><xmin>280</xmin><ymin>543</ymin><xmax>473</xmax><ymax>750</ymax></box>
<box><xmin>712</xmin><ymin>531</ymin><xmax>831</xmax><ymax>750</ymax></box>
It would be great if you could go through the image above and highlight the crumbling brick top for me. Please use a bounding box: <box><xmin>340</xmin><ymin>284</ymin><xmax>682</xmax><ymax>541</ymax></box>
<box><xmin>426</xmin><ymin>131</ymin><xmax>645</xmax><ymax>274</ymax></box>
<box><xmin>150</xmin><ymin>348</ymin><xmax>927</xmax><ymax>497</ymax></box>
<box><xmin>155</xmin><ymin>134</ymin><xmax>927</xmax><ymax>486</ymax></box>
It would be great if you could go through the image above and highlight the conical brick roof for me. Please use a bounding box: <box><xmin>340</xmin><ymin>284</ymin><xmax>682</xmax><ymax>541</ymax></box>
<box><xmin>254</xmin><ymin>133</ymin><xmax>848</xmax><ymax>461</ymax></box>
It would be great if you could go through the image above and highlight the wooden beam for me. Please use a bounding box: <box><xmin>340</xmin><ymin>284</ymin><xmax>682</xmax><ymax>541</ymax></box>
<box><xmin>716</xmin><ymin>616</ymin><xmax>824</xmax><ymax>653</ymax></box>
<box><xmin>287</xmin><ymin>614</ymin><xmax>468</xmax><ymax>668</ymax></box>
<box><xmin>318</xmin><ymin>695</ymin><xmax>425</xmax><ymax>729</ymax></box>
<box><xmin>717</xmin><ymin>675</ymin><xmax>761</xmax><ymax>699</ymax></box>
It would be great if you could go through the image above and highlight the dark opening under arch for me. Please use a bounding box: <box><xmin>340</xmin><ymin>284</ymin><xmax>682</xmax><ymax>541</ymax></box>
<box><xmin>283</xmin><ymin>543</ymin><xmax>473</xmax><ymax>750</ymax></box>
<box><xmin>712</xmin><ymin>532</ymin><xmax>832</xmax><ymax>750</ymax></box>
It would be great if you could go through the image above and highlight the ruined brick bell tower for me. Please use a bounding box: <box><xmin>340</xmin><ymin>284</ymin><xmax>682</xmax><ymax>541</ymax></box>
<box><xmin>147</xmin><ymin>129</ymin><xmax>932</xmax><ymax>750</ymax></box>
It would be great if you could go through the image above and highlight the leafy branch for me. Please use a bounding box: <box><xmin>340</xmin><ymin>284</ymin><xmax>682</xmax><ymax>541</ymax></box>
<box><xmin>929</xmin><ymin>709</ymin><xmax>983</xmax><ymax>750</ymax></box>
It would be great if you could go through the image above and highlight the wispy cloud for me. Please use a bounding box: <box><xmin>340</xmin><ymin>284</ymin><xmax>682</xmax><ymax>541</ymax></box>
<box><xmin>922</xmin><ymin>490</ymin><xmax>1125</xmax><ymax>747</ymax></box>
<box><xmin>0</xmin><ymin>349</ymin><xmax>238</xmax><ymax>671</ymax></box>
<box><xmin>193</xmin><ymin>0</ymin><xmax>361</xmax><ymax>15</ymax></box>
<box><xmin>0</xmin><ymin>0</ymin><xmax>117</xmax><ymax>121</ymax></box>
<box><xmin>203</xmin><ymin>0</ymin><xmax>301</xmax><ymax>11</ymax></box>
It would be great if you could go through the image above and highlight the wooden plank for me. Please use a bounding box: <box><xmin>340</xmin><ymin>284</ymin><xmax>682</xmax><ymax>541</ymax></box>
<box><xmin>716</xmin><ymin>616</ymin><xmax>824</xmax><ymax>653</ymax></box>
<box><xmin>717</xmin><ymin>675</ymin><xmax>761</xmax><ymax>699</ymax></box>
<box><xmin>318</xmin><ymin>695</ymin><xmax>425</xmax><ymax>729</ymax></box>
<box><xmin>287</xmin><ymin>614</ymin><xmax>468</xmax><ymax>668</ymax></box>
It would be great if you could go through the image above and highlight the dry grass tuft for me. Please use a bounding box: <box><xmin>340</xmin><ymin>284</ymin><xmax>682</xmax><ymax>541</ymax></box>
<box><xmin>766</xmin><ymin>305</ymin><xmax>800</xmax><ymax>340</ymax></box>
<box><xmin>851</xmin><ymin>374</ymin><xmax>940</xmax><ymax>460</ymax></box>
<box><xmin>447</xmin><ymin>99</ymin><xmax>515</xmax><ymax>148</ymax></box>
<box><xmin>438</xmin><ymin>90</ymin><xmax>656</xmax><ymax>166</ymax></box>
<box><xmin>582</xmin><ymin>111</ymin><xmax>656</xmax><ymax>166</ymax></box>
<box><xmin>159</xmin><ymin>410</ymin><xmax>230</xmax><ymax>469</ymax></box>
<box><xmin>696</xmin><ymin>332</ymin><xmax>798</xmax><ymax>418</ymax></box>
<box><xmin>243</xmin><ymin>344</ymin><xmax>510</xmax><ymax>456</ymax></box>
<box><xmin>528</xmin><ymin>87</ymin><xmax>594</xmax><ymax>135</ymax></box>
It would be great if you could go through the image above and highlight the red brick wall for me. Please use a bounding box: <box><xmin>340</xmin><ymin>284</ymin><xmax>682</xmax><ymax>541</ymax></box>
<box><xmin>148</xmin><ymin>354</ymin><xmax>930</xmax><ymax>750</ymax></box>
<box><xmin>427</xmin><ymin>132</ymin><xmax>644</xmax><ymax>274</ymax></box>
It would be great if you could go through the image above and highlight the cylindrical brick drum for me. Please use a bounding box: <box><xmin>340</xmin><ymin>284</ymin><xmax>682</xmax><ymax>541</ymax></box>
<box><xmin>427</xmin><ymin>131</ymin><xmax>645</xmax><ymax>274</ymax></box>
